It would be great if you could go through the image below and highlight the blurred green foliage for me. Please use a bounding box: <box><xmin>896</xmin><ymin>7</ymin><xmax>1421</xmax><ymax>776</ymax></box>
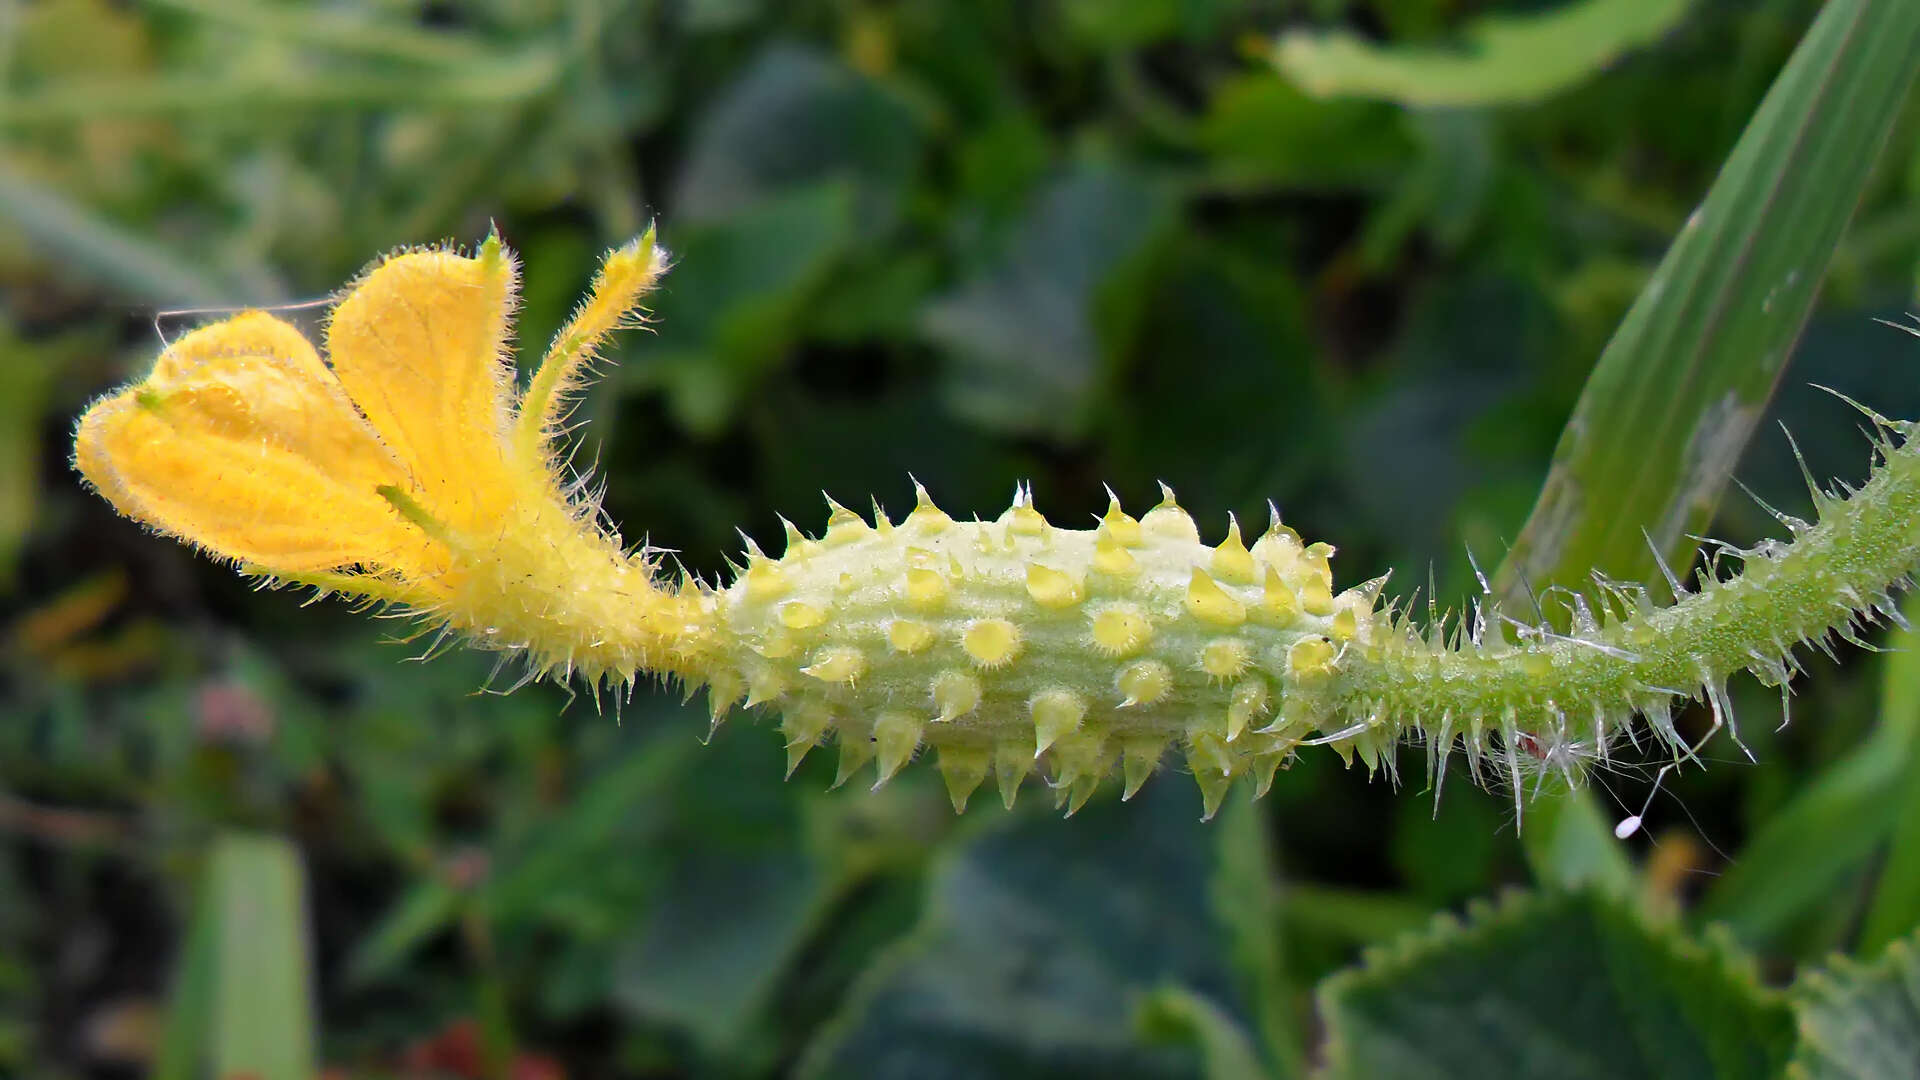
<box><xmin>5</xmin><ymin>0</ymin><xmax>1920</xmax><ymax>1076</ymax></box>
<box><xmin>1275</xmin><ymin>0</ymin><xmax>1695</xmax><ymax>107</ymax></box>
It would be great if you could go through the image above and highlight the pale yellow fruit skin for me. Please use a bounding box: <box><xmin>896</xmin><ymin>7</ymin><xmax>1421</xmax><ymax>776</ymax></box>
<box><xmin>703</xmin><ymin>487</ymin><xmax>1379</xmax><ymax>814</ymax></box>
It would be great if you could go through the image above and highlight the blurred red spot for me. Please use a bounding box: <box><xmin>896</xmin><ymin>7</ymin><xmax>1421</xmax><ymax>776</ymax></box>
<box><xmin>195</xmin><ymin>680</ymin><xmax>275</xmax><ymax>744</ymax></box>
<box><xmin>397</xmin><ymin>1018</ymin><xmax>567</xmax><ymax>1079</ymax></box>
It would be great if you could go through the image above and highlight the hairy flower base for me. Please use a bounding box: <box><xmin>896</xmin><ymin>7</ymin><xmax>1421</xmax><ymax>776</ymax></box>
<box><xmin>71</xmin><ymin>234</ymin><xmax>1920</xmax><ymax>821</ymax></box>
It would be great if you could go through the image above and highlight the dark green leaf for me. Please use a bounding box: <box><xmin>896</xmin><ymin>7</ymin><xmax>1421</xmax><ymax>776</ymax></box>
<box><xmin>1281</xmin><ymin>885</ymin><xmax>1431</xmax><ymax>949</ymax></box>
<box><xmin>154</xmin><ymin>863</ymin><xmax>220</xmax><ymax>1080</ymax></box>
<box><xmin>480</xmin><ymin>730</ymin><xmax>692</xmax><ymax>924</ymax></box>
<box><xmin>1135</xmin><ymin>985</ymin><xmax>1270</xmax><ymax>1080</ymax></box>
<box><xmin>609</xmin><ymin>729</ymin><xmax>832</xmax><ymax>1055</ymax></box>
<box><xmin>614</xmin><ymin>847</ymin><xmax>829</xmax><ymax>1052</ymax></box>
<box><xmin>1060</xmin><ymin>0</ymin><xmax>1236</xmax><ymax>49</ymax></box>
<box><xmin>798</xmin><ymin>782</ymin><xmax>1250</xmax><ymax>1079</ymax></box>
<box><xmin>1789</xmin><ymin>930</ymin><xmax>1920</xmax><ymax>1079</ymax></box>
<box><xmin>1197</xmin><ymin>76</ymin><xmax>1413</xmax><ymax>192</ymax></box>
<box><xmin>636</xmin><ymin>181</ymin><xmax>858</xmax><ymax>433</ymax></box>
<box><xmin>1319</xmin><ymin>891</ymin><xmax>1792</xmax><ymax>1080</ymax></box>
<box><xmin>0</xmin><ymin>321</ymin><xmax>62</xmax><ymax>592</ymax></box>
<box><xmin>671</xmin><ymin>43</ymin><xmax>924</xmax><ymax>229</ymax></box>
<box><xmin>924</xmin><ymin>163</ymin><xmax>1175</xmax><ymax>438</ymax></box>
<box><xmin>1695</xmin><ymin>734</ymin><xmax>1906</xmax><ymax>945</ymax></box>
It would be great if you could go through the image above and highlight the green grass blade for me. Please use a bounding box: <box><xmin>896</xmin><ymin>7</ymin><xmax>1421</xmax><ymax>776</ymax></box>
<box><xmin>0</xmin><ymin>163</ymin><xmax>243</xmax><ymax>307</ymax></box>
<box><xmin>1213</xmin><ymin>797</ymin><xmax>1304</xmax><ymax>1077</ymax></box>
<box><xmin>1273</xmin><ymin>0</ymin><xmax>1693</xmax><ymax>108</ymax></box>
<box><xmin>1488</xmin><ymin>0</ymin><xmax>1920</xmax><ymax>890</ymax></box>
<box><xmin>1852</xmin><ymin>594</ymin><xmax>1920</xmax><ymax>953</ymax></box>
<box><xmin>154</xmin><ymin>832</ymin><xmax>318</xmax><ymax>1079</ymax></box>
<box><xmin>1494</xmin><ymin>0</ymin><xmax>1920</xmax><ymax>604</ymax></box>
<box><xmin>0</xmin><ymin>54</ymin><xmax>562</xmax><ymax>126</ymax></box>
<box><xmin>1318</xmin><ymin>891</ymin><xmax>1793</xmax><ymax>1080</ymax></box>
<box><xmin>152</xmin><ymin>868</ymin><xmax>220</xmax><ymax>1080</ymax></box>
<box><xmin>1695</xmin><ymin>740</ymin><xmax>1907</xmax><ymax>944</ymax></box>
<box><xmin>209</xmin><ymin>834</ymin><xmax>318</xmax><ymax>1080</ymax></box>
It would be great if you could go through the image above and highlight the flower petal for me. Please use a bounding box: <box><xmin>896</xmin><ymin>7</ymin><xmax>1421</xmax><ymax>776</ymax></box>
<box><xmin>75</xmin><ymin>312</ymin><xmax>441</xmax><ymax>578</ymax></box>
<box><xmin>323</xmin><ymin>239</ymin><xmax>522</xmax><ymax>530</ymax></box>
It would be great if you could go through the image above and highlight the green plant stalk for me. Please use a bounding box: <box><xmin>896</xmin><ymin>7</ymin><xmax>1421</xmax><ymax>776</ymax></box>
<box><xmin>1490</xmin><ymin>0</ymin><xmax>1920</xmax><ymax>884</ymax></box>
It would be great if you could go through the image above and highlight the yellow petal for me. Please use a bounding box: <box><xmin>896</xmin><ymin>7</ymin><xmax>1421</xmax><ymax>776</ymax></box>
<box><xmin>324</xmin><ymin>239</ymin><xmax>522</xmax><ymax>529</ymax></box>
<box><xmin>517</xmin><ymin>227</ymin><xmax>666</xmax><ymax>464</ymax></box>
<box><xmin>151</xmin><ymin>308</ymin><xmax>325</xmax><ymax>384</ymax></box>
<box><xmin>154</xmin><ymin>312</ymin><xmax>404</xmax><ymax>495</ymax></box>
<box><xmin>75</xmin><ymin>313</ymin><xmax>436</xmax><ymax>579</ymax></box>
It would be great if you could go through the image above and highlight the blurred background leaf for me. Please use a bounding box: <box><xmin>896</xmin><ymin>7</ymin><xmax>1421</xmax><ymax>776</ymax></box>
<box><xmin>1788</xmin><ymin>930</ymin><xmax>1920</xmax><ymax>1079</ymax></box>
<box><xmin>1319</xmin><ymin>891</ymin><xmax>1793</xmax><ymax>1080</ymax></box>
<box><xmin>798</xmin><ymin>782</ymin><xmax>1255</xmax><ymax>1080</ymax></box>
<box><xmin>1273</xmin><ymin>0</ymin><xmax>1695</xmax><ymax>108</ymax></box>
<box><xmin>154</xmin><ymin>833</ymin><xmax>316</xmax><ymax>1080</ymax></box>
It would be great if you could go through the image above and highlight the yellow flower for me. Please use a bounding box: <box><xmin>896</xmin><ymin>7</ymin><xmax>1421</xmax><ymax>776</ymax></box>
<box><xmin>74</xmin><ymin>229</ymin><xmax>715</xmax><ymax>683</ymax></box>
